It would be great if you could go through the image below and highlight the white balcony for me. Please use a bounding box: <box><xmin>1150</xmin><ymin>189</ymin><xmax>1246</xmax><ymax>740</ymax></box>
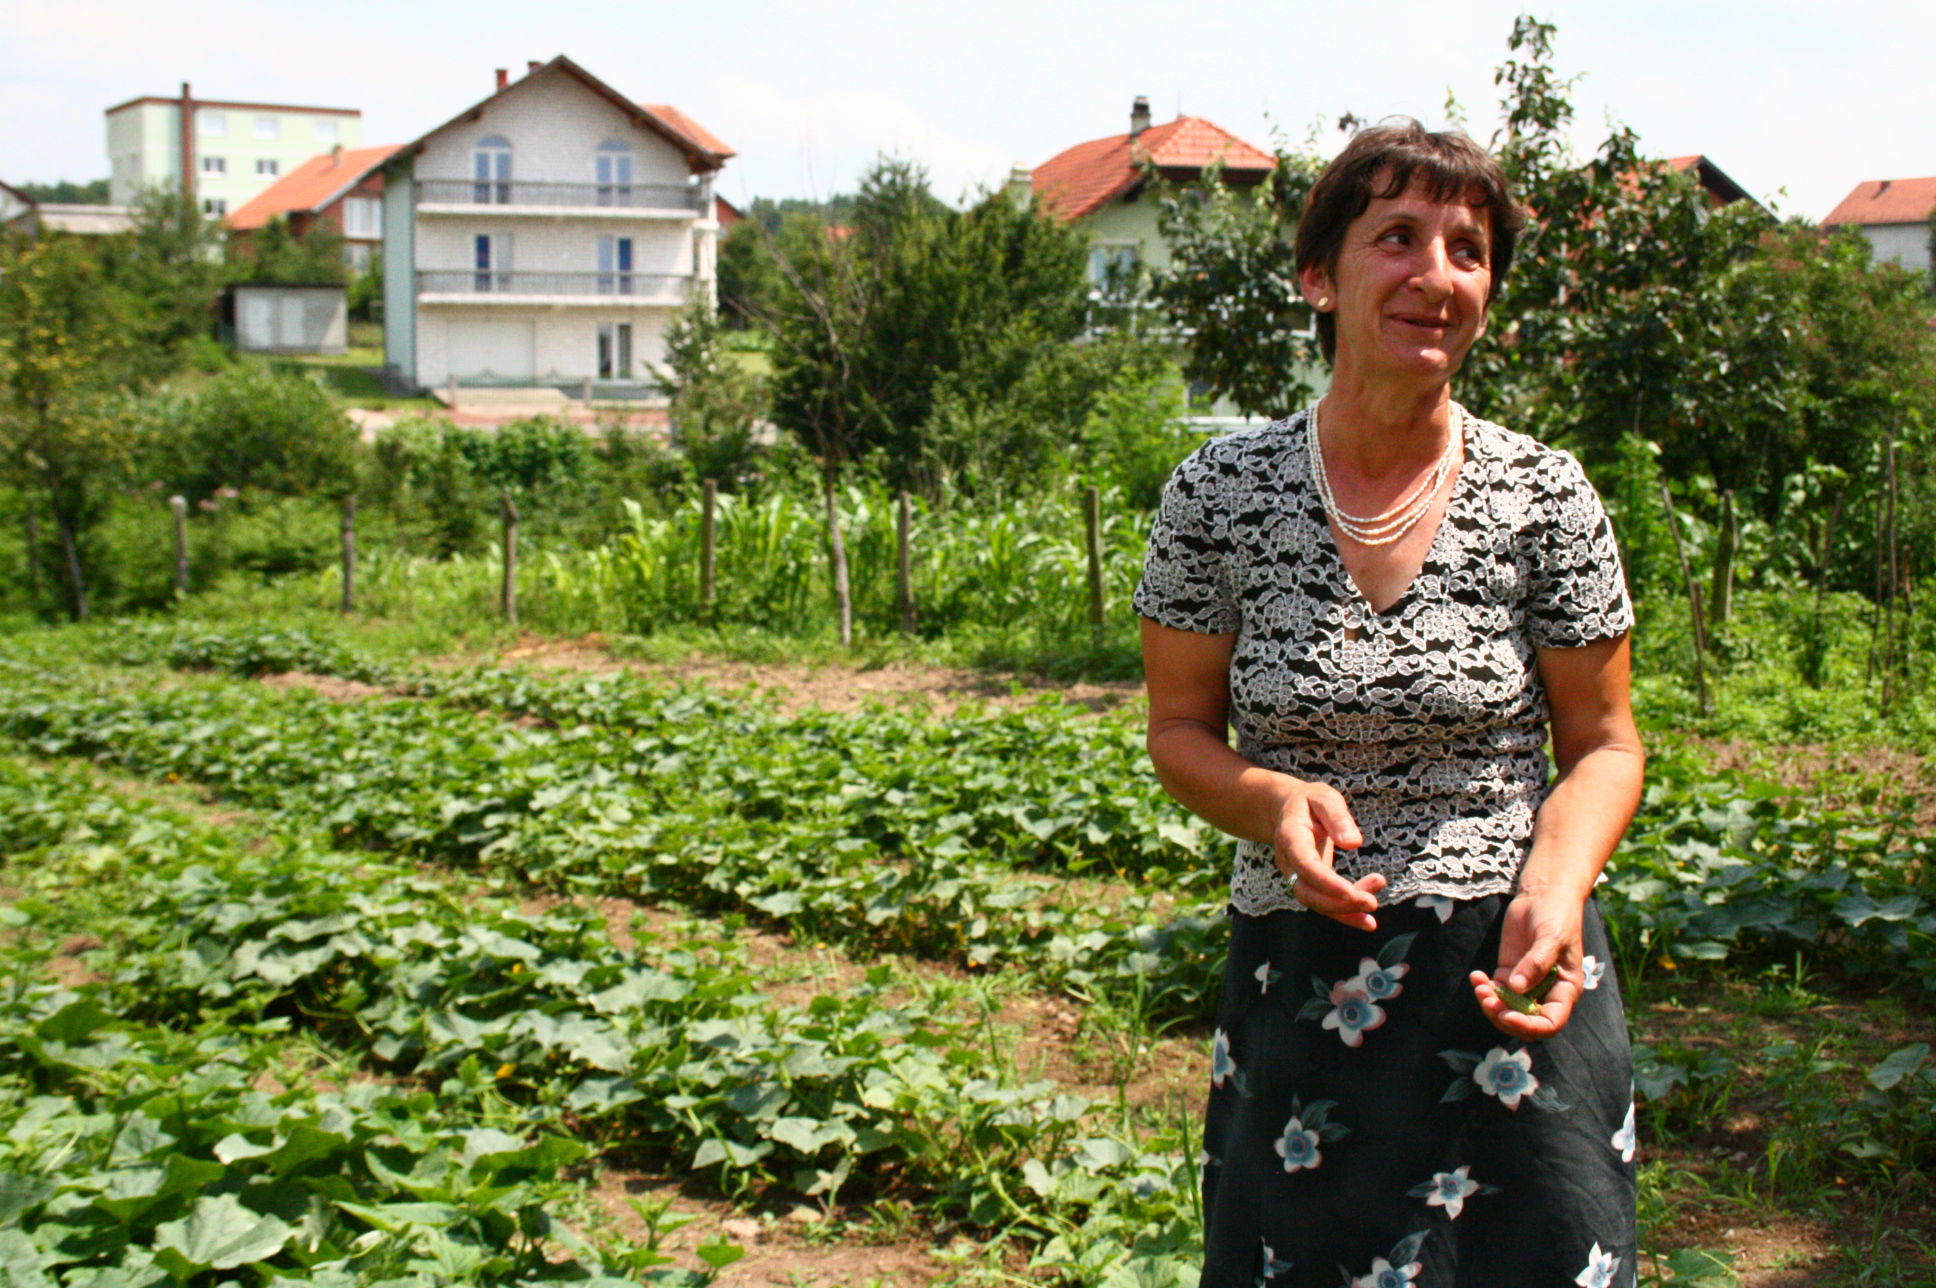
<box><xmin>415</xmin><ymin>179</ymin><xmax>702</xmax><ymax>220</ymax></box>
<box><xmin>416</xmin><ymin>270</ymin><xmax>692</xmax><ymax>307</ymax></box>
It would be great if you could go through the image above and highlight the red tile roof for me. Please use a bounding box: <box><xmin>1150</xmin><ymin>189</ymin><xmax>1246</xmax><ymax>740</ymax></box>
<box><xmin>1031</xmin><ymin>116</ymin><xmax>1273</xmax><ymax>223</ymax></box>
<box><xmin>1662</xmin><ymin>154</ymin><xmax>1754</xmax><ymax>207</ymax></box>
<box><xmin>226</xmin><ymin>144</ymin><xmax>400</xmax><ymax>231</ymax></box>
<box><xmin>389</xmin><ymin>57</ymin><xmax>732</xmax><ymax>176</ymax></box>
<box><xmin>1824</xmin><ymin>176</ymin><xmax>1936</xmax><ymax>228</ymax></box>
<box><xmin>644</xmin><ymin>103</ymin><xmax>734</xmax><ymax>161</ymax></box>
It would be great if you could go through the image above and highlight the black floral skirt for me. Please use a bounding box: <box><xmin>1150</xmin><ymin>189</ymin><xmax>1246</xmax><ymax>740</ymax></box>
<box><xmin>1200</xmin><ymin>894</ymin><xmax>1636</xmax><ymax>1288</ymax></box>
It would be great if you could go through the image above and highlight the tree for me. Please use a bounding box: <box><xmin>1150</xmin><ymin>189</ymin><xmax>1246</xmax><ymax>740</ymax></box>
<box><xmin>348</xmin><ymin>251</ymin><xmax>383</xmax><ymax>324</ymax></box>
<box><xmin>15</xmin><ymin>179</ymin><xmax>110</xmax><ymax>205</ymax></box>
<box><xmin>160</xmin><ymin>367</ymin><xmax>358</xmax><ymax>504</ymax></box>
<box><xmin>765</xmin><ymin>157</ymin><xmax>1093</xmax><ymax>491</ymax></box>
<box><xmin>228</xmin><ymin>215</ymin><xmax>348</xmax><ymax>286</ymax></box>
<box><xmin>90</xmin><ymin>185</ymin><xmax>224</xmax><ymax>379</ymax></box>
<box><xmin>1151</xmin><ymin>18</ymin><xmax>1932</xmax><ymax>534</ymax></box>
<box><xmin>717</xmin><ymin>218</ymin><xmax>788</xmax><ymax>327</ymax></box>
<box><xmin>0</xmin><ymin>237</ymin><xmax>138</xmax><ymax>618</ymax></box>
<box><xmin>1155</xmin><ymin>154</ymin><xmax>1326</xmax><ymax>419</ymax></box>
<box><xmin>655</xmin><ymin>297</ymin><xmax>768</xmax><ymax>488</ymax></box>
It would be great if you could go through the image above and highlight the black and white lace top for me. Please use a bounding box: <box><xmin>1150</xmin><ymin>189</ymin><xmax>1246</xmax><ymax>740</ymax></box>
<box><xmin>1133</xmin><ymin>407</ymin><xmax>1632</xmax><ymax>915</ymax></box>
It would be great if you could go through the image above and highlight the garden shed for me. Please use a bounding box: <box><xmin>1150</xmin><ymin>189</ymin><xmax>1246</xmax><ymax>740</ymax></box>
<box><xmin>222</xmin><ymin>282</ymin><xmax>349</xmax><ymax>355</ymax></box>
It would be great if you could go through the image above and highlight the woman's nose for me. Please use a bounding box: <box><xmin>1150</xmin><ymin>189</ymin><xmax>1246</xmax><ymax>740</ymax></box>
<box><xmin>1411</xmin><ymin>239</ymin><xmax>1454</xmax><ymax>299</ymax></box>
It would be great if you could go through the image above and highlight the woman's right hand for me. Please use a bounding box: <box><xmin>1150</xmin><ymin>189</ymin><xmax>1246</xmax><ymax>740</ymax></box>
<box><xmin>1273</xmin><ymin>779</ymin><xmax>1382</xmax><ymax>932</ymax></box>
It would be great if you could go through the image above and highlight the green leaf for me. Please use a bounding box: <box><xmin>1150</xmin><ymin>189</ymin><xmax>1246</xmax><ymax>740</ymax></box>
<box><xmin>152</xmin><ymin>1194</ymin><xmax>293</xmax><ymax>1273</ymax></box>
<box><xmin>0</xmin><ymin>1176</ymin><xmax>55</xmax><ymax>1228</ymax></box>
<box><xmin>695</xmin><ymin>1238</ymin><xmax>745</xmax><ymax>1270</ymax></box>
<box><xmin>1375</xmin><ymin>932</ymin><xmax>1417</xmax><ymax>969</ymax></box>
<box><xmin>1664</xmin><ymin>1247</ymin><xmax>1739</xmax><ymax>1288</ymax></box>
<box><xmin>35</xmin><ymin>999</ymin><xmax>116</xmax><ymax>1045</ymax></box>
<box><xmin>1867</xmin><ymin>1043</ymin><xmax>1929</xmax><ymax>1091</ymax></box>
<box><xmin>332</xmin><ymin>1200</ymin><xmax>465</xmax><ymax>1232</ymax></box>
<box><xmin>767</xmin><ymin>1117</ymin><xmax>856</xmax><ymax>1154</ymax></box>
<box><xmin>0</xmin><ymin>1229</ymin><xmax>54</xmax><ymax>1288</ymax></box>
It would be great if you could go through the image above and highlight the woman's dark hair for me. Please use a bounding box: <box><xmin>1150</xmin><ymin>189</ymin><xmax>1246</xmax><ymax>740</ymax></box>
<box><xmin>1293</xmin><ymin>118</ymin><xmax>1526</xmax><ymax>362</ymax></box>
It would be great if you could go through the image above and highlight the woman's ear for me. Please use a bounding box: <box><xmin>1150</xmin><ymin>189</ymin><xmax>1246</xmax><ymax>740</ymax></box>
<box><xmin>1298</xmin><ymin>263</ymin><xmax>1333</xmax><ymax>311</ymax></box>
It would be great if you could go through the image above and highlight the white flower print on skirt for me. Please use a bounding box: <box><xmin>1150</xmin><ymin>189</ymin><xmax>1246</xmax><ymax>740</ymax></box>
<box><xmin>1200</xmin><ymin>895</ymin><xmax>1637</xmax><ymax>1287</ymax></box>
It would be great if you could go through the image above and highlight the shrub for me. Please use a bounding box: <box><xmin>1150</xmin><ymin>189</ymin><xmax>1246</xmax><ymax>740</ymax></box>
<box><xmin>163</xmin><ymin>368</ymin><xmax>357</xmax><ymax>503</ymax></box>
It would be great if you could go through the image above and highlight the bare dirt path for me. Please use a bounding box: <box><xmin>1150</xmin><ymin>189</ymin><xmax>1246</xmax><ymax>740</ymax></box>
<box><xmin>493</xmin><ymin>635</ymin><xmax>1145</xmax><ymax>718</ymax></box>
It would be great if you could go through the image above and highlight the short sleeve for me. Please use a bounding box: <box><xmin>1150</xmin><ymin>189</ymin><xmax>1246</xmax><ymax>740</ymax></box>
<box><xmin>1134</xmin><ymin>445</ymin><xmax>1242</xmax><ymax>635</ymax></box>
<box><xmin>1524</xmin><ymin>451</ymin><xmax>1634</xmax><ymax>649</ymax></box>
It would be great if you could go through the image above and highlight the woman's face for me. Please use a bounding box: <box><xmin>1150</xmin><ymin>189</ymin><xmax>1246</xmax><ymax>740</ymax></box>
<box><xmin>1301</xmin><ymin>178</ymin><xmax>1494</xmax><ymax>386</ymax></box>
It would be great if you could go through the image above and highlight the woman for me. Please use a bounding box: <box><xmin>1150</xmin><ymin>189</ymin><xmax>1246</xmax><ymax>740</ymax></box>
<box><xmin>1135</xmin><ymin>120</ymin><xmax>1643</xmax><ymax>1288</ymax></box>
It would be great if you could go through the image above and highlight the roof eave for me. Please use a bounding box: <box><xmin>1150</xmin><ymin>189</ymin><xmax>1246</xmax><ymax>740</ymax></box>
<box><xmin>386</xmin><ymin>57</ymin><xmax>728</xmax><ymax>176</ymax></box>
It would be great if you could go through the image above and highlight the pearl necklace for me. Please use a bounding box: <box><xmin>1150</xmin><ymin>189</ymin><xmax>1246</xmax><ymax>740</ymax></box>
<box><xmin>1308</xmin><ymin>401</ymin><xmax>1462</xmax><ymax>548</ymax></box>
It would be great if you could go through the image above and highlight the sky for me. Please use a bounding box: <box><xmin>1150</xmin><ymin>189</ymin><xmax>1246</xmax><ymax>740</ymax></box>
<box><xmin>1</xmin><ymin>0</ymin><xmax>1931</xmax><ymax>223</ymax></box>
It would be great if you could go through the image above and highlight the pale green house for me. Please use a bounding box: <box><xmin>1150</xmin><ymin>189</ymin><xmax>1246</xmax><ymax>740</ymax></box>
<box><xmin>105</xmin><ymin>84</ymin><xmax>362</xmax><ymax>217</ymax></box>
<box><xmin>1027</xmin><ymin>97</ymin><xmax>1274</xmax><ymax>286</ymax></box>
<box><xmin>1026</xmin><ymin>98</ymin><xmax>1306</xmax><ymax>421</ymax></box>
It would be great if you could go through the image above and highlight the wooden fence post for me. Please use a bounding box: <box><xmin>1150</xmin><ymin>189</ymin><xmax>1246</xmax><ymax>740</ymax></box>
<box><xmin>896</xmin><ymin>489</ymin><xmax>915</xmax><ymax>635</ymax></box>
<box><xmin>501</xmin><ymin>493</ymin><xmax>520</xmax><ymax>627</ymax></box>
<box><xmin>169</xmin><ymin>495</ymin><xmax>189</xmax><ymax>599</ymax></box>
<box><xmin>699</xmin><ymin>478</ymin><xmax>717</xmax><ymax>620</ymax></box>
<box><xmin>1656</xmin><ymin>477</ymin><xmax>1709</xmax><ymax>717</ymax></box>
<box><xmin>1883</xmin><ymin>436</ymin><xmax>1901</xmax><ymax>706</ymax></box>
<box><xmin>1084</xmin><ymin>484</ymin><xmax>1105</xmax><ymax>648</ymax></box>
<box><xmin>339</xmin><ymin>495</ymin><xmax>356</xmax><ymax>615</ymax></box>
<box><xmin>1708</xmin><ymin>489</ymin><xmax>1736</xmax><ymax>639</ymax></box>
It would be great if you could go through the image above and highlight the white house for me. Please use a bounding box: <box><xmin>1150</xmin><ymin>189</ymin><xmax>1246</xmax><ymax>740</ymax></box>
<box><xmin>1824</xmin><ymin>176</ymin><xmax>1936</xmax><ymax>276</ymax></box>
<box><xmin>379</xmin><ymin>56</ymin><xmax>732</xmax><ymax>397</ymax></box>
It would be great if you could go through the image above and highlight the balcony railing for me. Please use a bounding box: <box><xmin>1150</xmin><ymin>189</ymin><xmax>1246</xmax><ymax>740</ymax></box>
<box><xmin>417</xmin><ymin>270</ymin><xmax>692</xmax><ymax>300</ymax></box>
<box><xmin>417</xmin><ymin>179</ymin><xmax>703</xmax><ymax>211</ymax></box>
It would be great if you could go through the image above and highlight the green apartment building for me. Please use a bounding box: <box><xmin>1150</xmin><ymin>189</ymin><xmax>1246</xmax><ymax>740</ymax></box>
<box><xmin>106</xmin><ymin>84</ymin><xmax>362</xmax><ymax>215</ymax></box>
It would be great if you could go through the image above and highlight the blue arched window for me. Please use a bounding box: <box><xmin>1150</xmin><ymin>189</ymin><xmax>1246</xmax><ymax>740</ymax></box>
<box><xmin>595</xmin><ymin>139</ymin><xmax>633</xmax><ymax>206</ymax></box>
<box><xmin>473</xmin><ymin>136</ymin><xmax>511</xmax><ymax>204</ymax></box>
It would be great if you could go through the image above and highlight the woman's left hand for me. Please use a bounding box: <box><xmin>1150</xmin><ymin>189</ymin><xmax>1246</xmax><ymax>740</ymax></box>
<box><xmin>1466</xmin><ymin>890</ymin><xmax>1585</xmax><ymax>1040</ymax></box>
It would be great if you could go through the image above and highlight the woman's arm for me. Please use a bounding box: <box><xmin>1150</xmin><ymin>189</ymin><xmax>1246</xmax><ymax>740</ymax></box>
<box><xmin>1141</xmin><ymin>618</ymin><xmax>1384</xmax><ymax>931</ymax></box>
<box><xmin>1469</xmin><ymin>633</ymin><xmax>1645</xmax><ymax>1039</ymax></box>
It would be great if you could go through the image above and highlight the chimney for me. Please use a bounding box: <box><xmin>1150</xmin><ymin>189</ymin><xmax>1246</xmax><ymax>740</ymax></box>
<box><xmin>527</xmin><ymin>60</ymin><xmax>542</xmax><ymax>75</ymax></box>
<box><xmin>331</xmin><ymin>143</ymin><xmax>344</xmax><ymax>166</ymax></box>
<box><xmin>1129</xmin><ymin>95</ymin><xmax>1151</xmax><ymax>138</ymax></box>
<box><xmin>1006</xmin><ymin>163</ymin><xmax>1033</xmax><ymax>212</ymax></box>
<box><xmin>495</xmin><ymin>68</ymin><xmax>509</xmax><ymax>91</ymax></box>
<box><xmin>180</xmin><ymin>81</ymin><xmax>195</xmax><ymax>206</ymax></box>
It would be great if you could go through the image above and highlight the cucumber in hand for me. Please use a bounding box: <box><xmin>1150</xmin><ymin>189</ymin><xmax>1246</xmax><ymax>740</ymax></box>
<box><xmin>1492</xmin><ymin>966</ymin><xmax>1558</xmax><ymax>1015</ymax></box>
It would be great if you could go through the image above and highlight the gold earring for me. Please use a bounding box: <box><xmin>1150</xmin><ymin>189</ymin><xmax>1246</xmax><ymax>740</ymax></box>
<box><xmin>1317</xmin><ymin>296</ymin><xmax>1330</xmax><ymax>308</ymax></box>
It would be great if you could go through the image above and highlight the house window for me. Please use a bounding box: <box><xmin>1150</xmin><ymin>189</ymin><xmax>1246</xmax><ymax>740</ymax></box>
<box><xmin>202</xmin><ymin>197</ymin><xmax>227</xmax><ymax>215</ymax></box>
<box><xmin>342</xmin><ymin>196</ymin><xmax>380</xmax><ymax>239</ymax></box>
<box><xmin>314</xmin><ymin>119</ymin><xmax>339</xmax><ymax>144</ymax></box>
<box><xmin>1089</xmin><ymin>242</ymin><xmax>1138</xmax><ymax>287</ymax></box>
<box><xmin>473</xmin><ymin>136</ymin><xmax>512</xmax><ymax>204</ymax></box>
<box><xmin>596</xmin><ymin>236</ymin><xmax>633</xmax><ymax>294</ymax></box>
<box><xmin>596</xmin><ymin>140</ymin><xmax>633</xmax><ymax>206</ymax></box>
<box><xmin>256</xmin><ymin>158</ymin><xmax>279</xmax><ymax>177</ymax></box>
<box><xmin>474</xmin><ymin>233</ymin><xmax>511</xmax><ymax>292</ymax></box>
<box><xmin>597</xmin><ymin>322</ymin><xmax>633</xmax><ymax>379</ymax></box>
<box><xmin>201</xmin><ymin>155</ymin><xmax>226</xmax><ymax>175</ymax></box>
<box><xmin>197</xmin><ymin>110</ymin><xmax>227</xmax><ymax>137</ymax></box>
<box><xmin>254</xmin><ymin>115</ymin><xmax>278</xmax><ymax>140</ymax></box>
